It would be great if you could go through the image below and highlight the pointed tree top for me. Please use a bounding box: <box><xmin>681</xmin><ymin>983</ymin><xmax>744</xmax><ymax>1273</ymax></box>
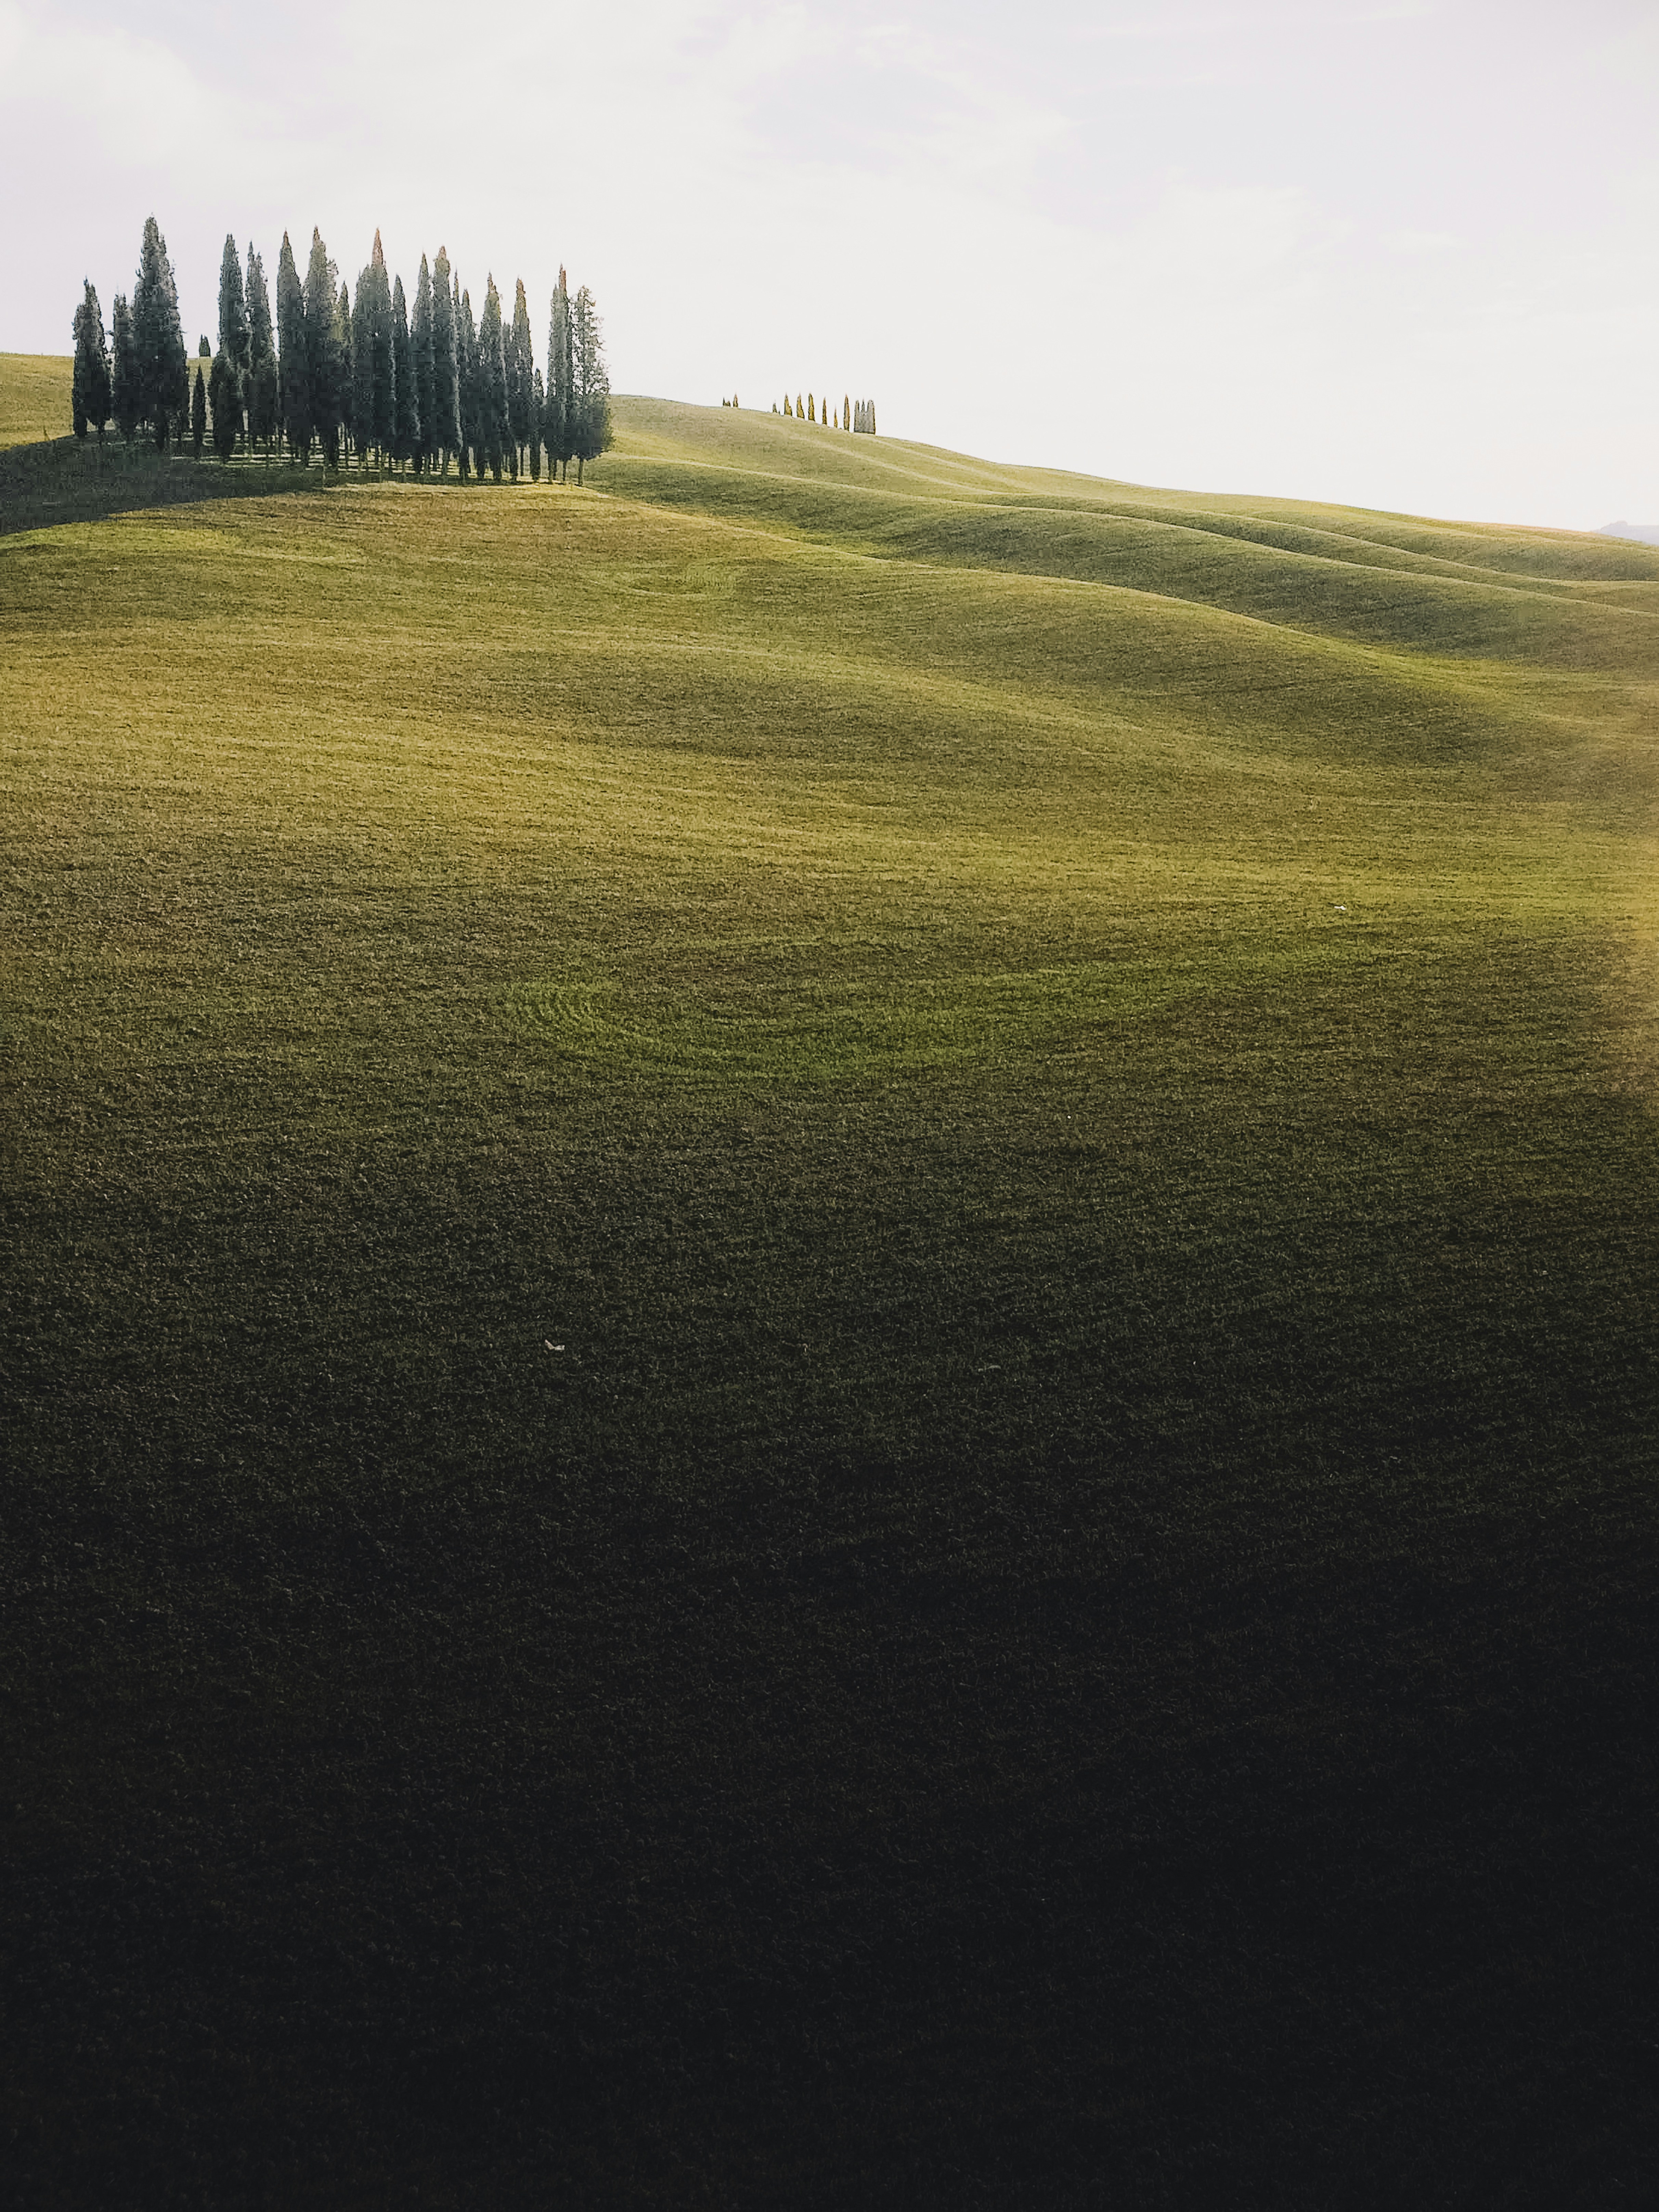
<box><xmin>559</xmin><ymin>266</ymin><xmax>567</xmax><ymax>292</ymax></box>
<box><xmin>372</xmin><ymin>230</ymin><xmax>385</xmax><ymax>268</ymax></box>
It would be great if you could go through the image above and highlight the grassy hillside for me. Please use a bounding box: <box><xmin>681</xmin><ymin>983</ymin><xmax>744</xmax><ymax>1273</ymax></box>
<box><xmin>3</xmin><ymin>367</ymin><xmax>1658</xmax><ymax>2207</ymax></box>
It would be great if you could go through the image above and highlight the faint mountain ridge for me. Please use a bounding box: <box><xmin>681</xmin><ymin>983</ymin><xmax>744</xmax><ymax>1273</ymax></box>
<box><xmin>1599</xmin><ymin>520</ymin><xmax>1659</xmax><ymax>546</ymax></box>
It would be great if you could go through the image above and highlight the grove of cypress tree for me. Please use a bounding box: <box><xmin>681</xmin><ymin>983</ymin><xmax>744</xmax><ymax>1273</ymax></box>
<box><xmin>111</xmin><ymin>294</ymin><xmax>139</xmax><ymax>443</ymax></box>
<box><xmin>570</xmin><ymin>284</ymin><xmax>612</xmax><ymax>486</ymax></box>
<box><xmin>391</xmin><ymin>275</ymin><xmax>417</xmax><ymax>469</ymax></box>
<box><xmin>132</xmin><ymin>215</ymin><xmax>188</xmax><ymax>450</ymax></box>
<box><xmin>72</xmin><ymin>281</ymin><xmax>112</xmax><ymax>442</ymax></box>
<box><xmin>508</xmin><ymin>277</ymin><xmax>534</xmax><ymax>478</ymax></box>
<box><xmin>431</xmin><ymin>249</ymin><xmax>461</xmax><ymax>475</ymax></box>
<box><xmin>208</xmin><ymin>351</ymin><xmax>239</xmax><ymax>462</ymax></box>
<box><xmin>457</xmin><ymin>285</ymin><xmax>481</xmax><ymax>481</ymax></box>
<box><xmin>545</xmin><ymin>271</ymin><xmax>572</xmax><ymax>481</ymax></box>
<box><xmin>276</xmin><ymin>232</ymin><xmax>312</xmax><ymax>462</ymax></box>
<box><xmin>191</xmin><ymin>363</ymin><xmax>207</xmax><ymax>458</ymax></box>
<box><xmin>478</xmin><ymin>277</ymin><xmax>508</xmax><ymax>483</ymax></box>
<box><xmin>412</xmin><ymin>255</ymin><xmax>436</xmax><ymax>476</ymax></box>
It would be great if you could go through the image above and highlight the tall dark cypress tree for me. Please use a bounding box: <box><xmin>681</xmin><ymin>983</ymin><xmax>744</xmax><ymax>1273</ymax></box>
<box><xmin>456</xmin><ymin>285</ymin><xmax>481</xmax><ymax>481</ymax></box>
<box><xmin>391</xmin><ymin>276</ymin><xmax>417</xmax><ymax>471</ymax></box>
<box><xmin>569</xmin><ymin>284</ymin><xmax>612</xmax><ymax>486</ymax></box>
<box><xmin>208</xmin><ymin>349</ymin><xmax>238</xmax><ymax>462</ymax></box>
<box><xmin>411</xmin><ymin>255</ymin><xmax>436</xmax><ymax>476</ymax></box>
<box><xmin>507</xmin><ymin>277</ymin><xmax>534</xmax><ymax>479</ymax></box>
<box><xmin>218</xmin><ymin>234</ymin><xmax>250</xmax><ymax>394</ymax></box>
<box><xmin>479</xmin><ymin>277</ymin><xmax>508</xmax><ymax>483</ymax></box>
<box><xmin>546</xmin><ymin>270</ymin><xmax>572</xmax><ymax>482</ymax></box>
<box><xmin>111</xmin><ymin>294</ymin><xmax>139</xmax><ymax>444</ymax></box>
<box><xmin>530</xmin><ymin>365</ymin><xmax>544</xmax><ymax>481</ymax></box>
<box><xmin>302</xmin><ymin>229</ymin><xmax>342</xmax><ymax>468</ymax></box>
<box><xmin>430</xmin><ymin>248</ymin><xmax>461</xmax><ymax>475</ymax></box>
<box><xmin>246</xmin><ymin>246</ymin><xmax>278</xmax><ymax>458</ymax></box>
<box><xmin>276</xmin><ymin>232</ymin><xmax>312</xmax><ymax>462</ymax></box>
<box><xmin>335</xmin><ymin>281</ymin><xmax>355</xmax><ymax>460</ymax></box>
<box><xmin>132</xmin><ymin>215</ymin><xmax>187</xmax><ymax>450</ymax></box>
<box><xmin>72</xmin><ymin>281</ymin><xmax>112</xmax><ymax>443</ymax></box>
<box><xmin>351</xmin><ymin>259</ymin><xmax>374</xmax><ymax>465</ymax></box>
<box><xmin>191</xmin><ymin>363</ymin><xmax>207</xmax><ymax>458</ymax></box>
<box><xmin>370</xmin><ymin>234</ymin><xmax>395</xmax><ymax>462</ymax></box>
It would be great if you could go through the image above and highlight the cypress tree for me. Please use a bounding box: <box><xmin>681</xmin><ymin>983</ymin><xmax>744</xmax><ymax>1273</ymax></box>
<box><xmin>111</xmin><ymin>294</ymin><xmax>139</xmax><ymax>443</ymax></box>
<box><xmin>302</xmin><ymin>229</ymin><xmax>342</xmax><ymax>468</ymax></box>
<box><xmin>570</xmin><ymin>284</ymin><xmax>612</xmax><ymax>487</ymax></box>
<box><xmin>246</xmin><ymin>247</ymin><xmax>277</xmax><ymax>458</ymax></box>
<box><xmin>507</xmin><ymin>277</ymin><xmax>534</xmax><ymax>478</ymax></box>
<box><xmin>276</xmin><ymin>231</ymin><xmax>312</xmax><ymax>462</ymax></box>
<box><xmin>478</xmin><ymin>277</ymin><xmax>508</xmax><ymax>483</ymax></box>
<box><xmin>456</xmin><ymin>285</ymin><xmax>481</xmax><ymax>481</ymax></box>
<box><xmin>412</xmin><ymin>255</ymin><xmax>436</xmax><ymax>476</ymax></box>
<box><xmin>350</xmin><ymin>262</ymin><xmax>371</xmax><ymax>464</ymax></box>
<box><xmin>364</xmin><ymin>231</ymin><xmax>394</xmax><ymax>462</ymax></box>
<box><xmin>191</xmin><ymin>363</ymin><xmax>207</xmax><ymax>458</ymax></box>
<box><xmin>337</xmin><ymin>281</ymin><xmax>357</xmax><ymax>465</ymax></box>
<box><xmin>545</xmin><ymin>271</ymin><xmax>573</xmax><ymax>482</ymax></box>
<box><xmin>391</xmin><ymin>275</ymin><xmax>417</xmax><ymax>470</ymax></box>
<box><xmin>72</xmin><ymin>281</ymin><xmax>112</xmax><ymax>443</ymax></box>
<box><xmin>208</xmin><ymin>351</ymin><xmax>238</xmax><ymax>462</ymax></box>
<box><xmin>431</xmin><ymin>248</ymin><xmax>461</xmax><ymax>475</ymax></box>
<box><xmin>218</xmin><ymin>235</ymin><xmax>250</xmax><ymax>391</ymax></box>
<box><xmin>132</xmin><ymin>215</ymin><xmax>188</xmax><ymax>450</ymax></box>
<box><xmin>530</xmin><ymin>366</ymin><xmax>544</xmax><ymax>481</ymax></box>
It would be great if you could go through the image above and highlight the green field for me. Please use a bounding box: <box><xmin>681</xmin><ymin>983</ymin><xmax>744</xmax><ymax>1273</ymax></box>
<box><xmin>4</xmin><ymin>354</ymin><xmax>1658</xmax><ymax>2206</ymax></box>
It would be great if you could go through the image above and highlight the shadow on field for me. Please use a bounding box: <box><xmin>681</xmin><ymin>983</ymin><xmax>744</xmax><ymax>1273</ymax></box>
<box><xmin>0</xmin><ymin>435</ymin><xmax>328</xmax><ymax>535</ymax></box>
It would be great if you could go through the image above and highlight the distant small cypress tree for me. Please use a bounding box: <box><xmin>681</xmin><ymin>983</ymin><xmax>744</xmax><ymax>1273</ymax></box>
<box><xmin>391</xmin><ymin>275</ymin><xmax>417</xmax><ymax>470</ymax></box>
<box><xmin>412</xmin><ymin>255</ymin><xmax>436</xmax><ymax>476</ymax></box>
<box><xmin>431</xmin><ymin>248</ymin><xmax>461</xmax><ymax>474</ymax></box>
<box><xmin>246</xmin><ymin>246</ymin><xmax>277</xmax><ymax>457</ymax></box>
<box><xmin>191</xmin><ymin>363</ymin><xmax>207</xmax><ymax>457</ymax></box>
<box><xmin>796</xmin><ymin>393</ymin><xmax>804</xmax><ymax>418</ymax></box>
<box><xmin>843</xmin><ymin>392</ymin><xmax>850</xmax><ymax>431</ymax></box>
<box><xmin>111</xmin><ymin>294</ymin><xmax>139</xmax><ymax>443</ymax></box>
<box><xmin>784</xmin><ymin>395</ymin><xmax>792</xmax><ymax>416</ymax></box>
<box><xmin>208</xmin><ymin>351</ymin><xmax>238</xmax><ymax>462</ymax></box>
<box><xmin>530</xmin><ymin>366</ymin><xmax>544</xmax><ymax>480</ymax></box>
<box><xmin>72</xmin><ymin>281</ymin><xmax>112</xmax><ymax>442</ymax></box>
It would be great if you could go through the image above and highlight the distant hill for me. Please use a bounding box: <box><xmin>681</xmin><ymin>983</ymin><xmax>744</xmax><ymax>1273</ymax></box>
<box><xmin>1600</xmin><ymin>520</ymin><xmax>1659</xmax><ymax>546</ymax></box>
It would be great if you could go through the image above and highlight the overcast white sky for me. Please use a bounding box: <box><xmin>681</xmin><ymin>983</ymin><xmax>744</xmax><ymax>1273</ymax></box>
<box><xmin>2</xmin><ymin>0</ymin><xmax>1656</xmax><ymax>527</ymax></box>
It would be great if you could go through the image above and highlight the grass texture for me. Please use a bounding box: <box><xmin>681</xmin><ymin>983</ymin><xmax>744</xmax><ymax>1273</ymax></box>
<box><xmin>4</xmin><ymin>357</ymin><xmax>1659</xmax><ymax>2207</ymax></box>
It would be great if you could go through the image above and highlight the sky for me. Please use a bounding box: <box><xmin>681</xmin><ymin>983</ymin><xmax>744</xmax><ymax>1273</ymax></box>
<box><xmin>2</xmin><ymin>0</ymin><xmax>1656</xmax><ymax>529</ymax></box>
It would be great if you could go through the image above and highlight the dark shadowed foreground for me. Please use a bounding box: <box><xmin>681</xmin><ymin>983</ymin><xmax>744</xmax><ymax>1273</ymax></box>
<box><xmin>4</xmin><ymin>376</ymin><xmax>1658</xmax><ymax>2207</ymax></box>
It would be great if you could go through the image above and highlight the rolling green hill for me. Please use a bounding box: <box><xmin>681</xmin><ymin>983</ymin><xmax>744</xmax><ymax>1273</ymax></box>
<box><xmin>3</xmin><ymin>358</ymin><xmax>1657</xmax><ymax>2207</ymax></box>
